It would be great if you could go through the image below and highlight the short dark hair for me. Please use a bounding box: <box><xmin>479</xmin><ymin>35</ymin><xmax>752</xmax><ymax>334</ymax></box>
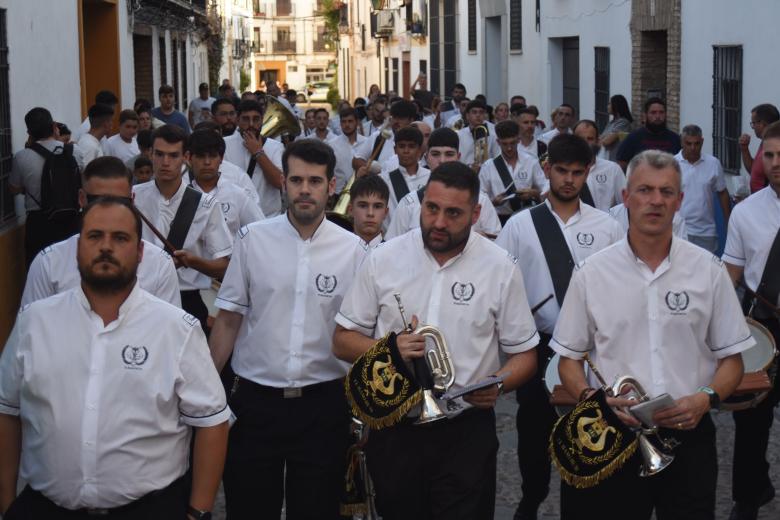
<box><xmin>465</xmin><ymin>100</ymin><xmax>487</xmax><ymax>114</ymax></box>
<box><xmin>237</xmin><ymin>99</ymin><xmax>264</xmax><ymax>115</ymax></box>
<box><xmin>572</xmin><ymin>119</ymin><xmax>599</xmax><ymax>135</ymax></box>
<box><xmin>427</xmin><ymin>127</ymin><xmax>459</xmax><ymax>149</ymax></box>
<box><xmin>133</xmin><ymin>156</ymin><xmax>153</xmax><ymax>171</ymax></box>
<box><xmin>427</xmin><ymin>161</ymin><xmax>479</xmax><ymax>204</ymax></box>
<box><xmin>315</xmin><ymin>108</ymin><xmax>329</xmax><ymax>117</ymax></box>
<box><xmin>752</xmin><ymin>103</ymin><xmax>780</xmax><ymax>125</ymax></box>
<box><xmin>95</xmin><ymin>90</ymin><xmax>119</xmax><ymax>106</ymax></box>
<box><xmin>282</xmin><ymin>139</ymin><xmax>336</xmax><ymax>180</ymax></box>
<box><xmin>389</xmin><ymin>100</ymin><xmax>417</xmax><ymax>120</ymax></box>
<box><xmin>761</xmin><ymin>121</ymin><xmax>780</xmax><ymax>142</ymax></box>
<box><xmin>305</xmin><ymin>108</ymin><xmax>317</xmax><ymax>117</ymax></box>
<box><xmin>199</xmin><ymin>82</ymin><xmax>209</xmax><ymax>91</ymax></box>
<box><xmin>211</xmin><ymin>98</ymin><xmax>235</xmax><ymax>114</ymax></box>
<box><xmin>187</xmin><ymin>129</ymin><xmax>226</xmax><ymax>156</ymax></box>
<box><xmin>56</xmin><ymin>122</ymin><xmax>71</xmax><ymax>137</ymax></box>
<box><xmin>452</xmin><ymin>83</ymin><xmax>467</xmax><ymax>93</ymax></box>
<box><xmin>350</xmin><ymin>174</ymin><xmax>389</xmax><ymax>203</ymax></box>
<box><xmin>510</xmin><ymin>103</ymin><xmax>530</xmax><ymax>117</ymax></box>
<box><xmin>193</xmin><ymin>120</ymin><xmax>222</xmax><ymax>134</ymax></box>
<box><xmin>510</xmin><ymin>95</ymin><xmax>526</xmax><ymax>105</ymax></box>
<box><xmin>643</xmin><ymin>97</ymin><xmax>666</xmax><ymax>113</ymax></box>
<box><xmin>152</xmin><ymin>124</ymin><xmax>187</xmax><ymax>149</ymax></box>
<box><xmin>88</xmin><ymin>103</ymin><xmax>115</xmax><ymax>127</ymax></box>
<box><xmin>559</xmin><ymin>103</ymin><xmax>576</xmax><ymax>114</ymax></box>
<box><xmin>81</xmin><ymin>195</ymin><xmax>142</xmax><ymax>243</ymax></box>
<box><xmin>119</xmin><ymin>109</ymin><xmax>139</xmax><ymax>125</ymax></box>
<box><xmin>339</xmin><ymin>107</ymin><xmax>358</xmax><ymax>120</ymax></box>
<box><xmin>158</xmin><ymin>84</ymin><xmax>175</xmax><ymax>96</ymax></box>
<box><xmin>547</xmin><ymin>133</ymin><xmax>593</xmax><ymax>166</ymax></box>
<box><xmin>136</xmin><ymin>129</ymin><xmax>153</xmax><ymax>150</ymax></box>
<box><xmin>134</xmin><ymin>98</ymin><xmax>152</xmax><ymax>113</ymax></box>
<box><xmin>25</xmin><ymin>107</ymin><xmax>55</xmax><ymax>140</ymax></box>
<box><xmin>82</xmin><ymin>156</ymin><xmax>132</xmax><ymax>185</ymax></box>
<box><xmin>495</xmin><ymin>120</ymin><xmax>520</xmax><ymax>139</ymax></box>
<box><xmin>394</xmin><ymin>126</ymin><xmax>423</xmax><ymax>146</ymax></box>
<box><xmin>286</xmin><ymin>89</ymin><xmax>297</xmax><ymax>99</ymax></box>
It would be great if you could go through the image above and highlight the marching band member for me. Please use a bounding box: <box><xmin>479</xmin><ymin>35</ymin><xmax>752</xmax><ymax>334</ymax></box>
<box><xmin>353</xmin><ymin>101</ymin><xmax>417</xmax><ymax>177</ymax></box>
<box><xmin>573</xmin><ymin>120</ymin><xmax>627</xmax><ymax>212</ymax></box>
<box><xmin>378</xmin><ymin>126</ymin><xmax>430</xmax><ymax>219</ymax></box>
<box><xmin>457</xmin><ymin>100</ymin><xmax>499</xmax><ymax>172</ymax></box>
<box><xmin>333</xmin><ymin>161</ymin><xmax>539</xmax><ymax>519</ymax></box>
<box><xmin>348</xmin><ymin>175</ymin><xmax>390</xmax><ymax>248</ymax></box>
<box><xmin>552</xmin><ymin>150</ymin><xmax>751</xmax><ymax>519</ymax></box>
<box><xmin>209</xmin><ymin>140</ymin><xmax>367</xmax><ymax>518</ymax></box>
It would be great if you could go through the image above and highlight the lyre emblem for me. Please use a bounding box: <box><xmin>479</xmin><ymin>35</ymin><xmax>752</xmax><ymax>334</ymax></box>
<box><xmin>369</xmin><ymin>355</ymin><xmax>403</xmax><ymax>395</ymax></box>
<box><xmin>575</xmin><ymin>409</ymin><xmax>616</xmax><ymax>452</ymax></box>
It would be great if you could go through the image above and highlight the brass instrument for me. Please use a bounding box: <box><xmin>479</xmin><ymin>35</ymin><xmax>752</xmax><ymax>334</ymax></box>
<box><xmin>472</xmin><ymin>125</ymin><xmax>489</xmax><ymax>167</ymax></box>
<box><xmin>394</xmin><ymin>293</ymin><xmax>455</xmax><ymax>424</ymax></box>
<box><xmin>259</xmin><ymin>94</ymin><xmax>302</xmax><ymax>140</ymax></box>
<box><xmin>452</xmin><ymin>118</ymin><xmax>465</xmax><ymax>130</ymax></box>
<box><xmin>586</xmin><ymin>356</ymin><xmax>678</xmax><ymax>477</ymax></box>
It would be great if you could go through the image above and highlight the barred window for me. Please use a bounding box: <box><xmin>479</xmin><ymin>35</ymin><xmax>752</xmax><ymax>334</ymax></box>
<box><xmin>0</xmin><ymin>9</ymin><xmax>14</xmax><ymax>226</ymax></box>
<box><xmin>712</xmin><ymin>46</ymin><xmax>742</xmax><ymax>175</ymax></box>
<box><xmin>509</xmin><ymin>0</ymin><xmax>521</xmax><ymax>51</ymax></box>
<box><xmin>594</xmin><ymin>47</ymin><xmax>610</xmax><ymax>132</ymax></box>
<box><xmin>467</xmin><ymin>0</ymin><xmax>476</xmax><ymax>52</ymax></box>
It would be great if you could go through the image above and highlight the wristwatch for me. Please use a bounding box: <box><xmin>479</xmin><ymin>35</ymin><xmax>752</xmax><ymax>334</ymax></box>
<box><xmin>697</xmin><ymin>386</ymin><xmax>721</xmax><ymax>410</ymax></box>
<box><xmin>187</xmin><ymin>506</ymin><xmax>212</xmax><ymax>520</ymax></box>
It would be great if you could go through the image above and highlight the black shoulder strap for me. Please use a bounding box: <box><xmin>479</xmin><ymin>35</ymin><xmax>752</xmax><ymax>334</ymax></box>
<box><xmin>755</xmin><ymin>226</ymin><xmax>780</xmax><ymax>318</ymax></box>
<box><xmin>244</xmin><ymin>137</ymin><xmax>267</xmax><ymax>179</ymax></box>
<box><xmin>530</xmin><ymin>204</ymin><xmax>575</xmax><ymax>306</ymax></box>
<box><xmin>166</xmin><ymin>187</ymin><xmax>203</xmax><ymax>251</ymax></box>
<box><xmin>370</xmin><ymin>133</ymin><xmax>385</xmax><ymax>159</ymax></box>
<box><xmin>28</xmin><ymin>142</ymin><xmax>52</xmax><ymax>159</ymax></box>
<box><xmin>580</xmin><ymin>183</ymin><xmax>595</xmax><ymax>207</ymax></box>
<box><xmin>388</xmin><ymin>169</ymin><xmax>410</xmax><ymax>202</ymax></box>
<box><xmin>416</xmin><ymin>186</ymin><xmax>426</xmax><ymax>203</ymax></box>
<box><xmin>493</xmin><ymin>156</ymin><xmax>523</xmax><ymax>212</ymax></box>
<box><xmin>537</xmin><ymin>140</ymin><xmax>547</xmax><ymax>158</ymax></box>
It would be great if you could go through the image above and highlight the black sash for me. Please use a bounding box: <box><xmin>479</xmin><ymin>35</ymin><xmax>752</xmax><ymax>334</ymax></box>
<box><xmin>530</xmin><ymin>204</ymin><xmax>575</xmax><ymax>306</ymax></box>
<box><xmin>388</xmin><ymin>169</ymin><xmax>410</xmax><ymax>202</ymax></box>
<box><xmin>580</xmin><ymin>183</ymin><xmax>595</xmax><ymax>207</ymax></box>
<box><xmin>416</xmin><ymin>186</ymin><xmax>426</xmax><ymax>203</ymax></box>
<box><xmin>493</xmin><ymin>156</ymin><xmax>523</xmax><ymax>212</ymax></box>
<box><xmin>245</xmin><ymin>137</ymin><xmax>267</xmax><ymax>179</ymax></box>
<box><xmin>370</xmin><ymin>133</ymin><xmax>386</xmax><ymax>159</ymax></box>
<box><xmin>754</xmin><ymin>227</ymin><xmax>780</xmax><ymax>319</ymax></box>
<box><xmin>166</xmin><ymin>187</ymin><xmax>203</xmax><ymax>251</ymax></box>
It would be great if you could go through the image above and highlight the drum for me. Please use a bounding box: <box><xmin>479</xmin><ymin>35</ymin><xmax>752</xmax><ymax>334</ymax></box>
<box><xmin>544</xmin><ymin>353</ymin><xmax>576</xmax><ymax>416</ymax></box>
<box><xmin>722</xmin><ymin>317</ymin><xmax>777</xmax><ymax>411</ymax></box>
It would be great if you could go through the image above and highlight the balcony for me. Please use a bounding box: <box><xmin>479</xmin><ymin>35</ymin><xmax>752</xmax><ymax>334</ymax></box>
<box><xmin>313</xmin><ymin>38</ymin><xmax>332</xmax><ymax>52</ymax></box>
<box><xmin>272</xmin><ymin>40</ymin><xmax>297</xmax><ymax>53</ymax></box>
<box><xmin>253</xmin><ymin>2</ymin><xmax>295</xmax><ymax>17</ymax></box>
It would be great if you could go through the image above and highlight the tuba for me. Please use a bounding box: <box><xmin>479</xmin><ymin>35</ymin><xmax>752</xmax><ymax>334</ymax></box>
<box><xmin>394</xmin><ymin>294</ymin><xmax>455</xmax><ymax>424</ymax></box>
<box><xmin>259</xmin><ymin>94</ymin><xmax>302</xmax><ymax>140</ymax></box>
<box><xmin>472</xmin><ymin>125</ymin><xmax>489</xmax><ymax>167</ymax></box>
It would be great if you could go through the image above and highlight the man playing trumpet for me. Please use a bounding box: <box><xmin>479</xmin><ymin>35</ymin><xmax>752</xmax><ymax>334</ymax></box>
<box><xmin>551</xmin><ymin>150</ymin><xmax>752</xmax><ymax>519</ymax></box>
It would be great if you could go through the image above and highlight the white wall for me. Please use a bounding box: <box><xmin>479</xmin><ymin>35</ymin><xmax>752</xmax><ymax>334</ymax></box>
<box><xmin>118</xmin><ymin>1</ymin><xmax>136</xmax><ymax>108</ymax></box>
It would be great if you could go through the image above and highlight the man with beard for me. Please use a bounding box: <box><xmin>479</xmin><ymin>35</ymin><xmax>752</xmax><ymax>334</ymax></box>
<box><xmin>333</xmin><ymin>161</ymin><xmax>539</xmax><ymax>520</ymax></box>
<box><xmin>209</xmin><ymin>139</ymin><xmax>367</xmax><ymax>519</ymax></box>
<box><xmin>573</xmin><ymin>119</ymin><xmax>626</xmax><ymax>211</ymax></box>
<box><xmin>223</xmin><ymin>100</ymin><xmax>285</xmax><ymax>217</ymax></box>
<box><xmin>22</xmin><ymin>156</ymin><xmax>180</xmax><ymax>306</ymax></box>
<box><xmin>211</xmin><ymin>98</ymin><xmax>238</xmax><ymax>137</ymax></box>
<box><xmin>436</xmin><ymin>83</ymin><xmax>467</xmax><ymax>129</ymax></box>
<box><xmin>495</xmin><ymin>134</ymin><xmax>622</xmax><ymax>520</ymax></box>
<box><xmin>617</xmin><ymin>97</ymin><xmax>681</xmax><ymax>171</ymax></box>
<box><xmin>0</xmin><ymin>197</ymin><xmax>230</xmax><ymax>520</ymax></box>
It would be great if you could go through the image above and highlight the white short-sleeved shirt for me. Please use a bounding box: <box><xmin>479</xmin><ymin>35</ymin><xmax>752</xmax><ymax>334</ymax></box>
<box><xmin>22</xmin><ymin>234</ymin><xmax>181</xmax><ymax>307</ymax></box>
<box><xmin>457</xmin><ymin>127</ymin><xmax>499</xmax><ymax>166</ymax></box>
<box><xmin>362</xmin><ymin>121</ymin><xmax>384</xmax><ymax>137</ymax></box>
<box><xmin>496</xmin><ymin>200</ymin><xmax>623</xmax><ymax>334</ymax></box>
<box><xmin>539</xmin><ymin>127</ymin><xmax>571</xmax><ymax>145</ymax></box>
<box><xmin>518</xmin><ymin>139</ymin><xmax>541</xmax><ymax>158</ymax></box>
<box><xmin>675</xmin><ymin>152</ymin><xmax>727</xmax><ymax>237</ymax></box>
<box><xmin>223</xmin><ymin>132</ymin><xmax>284</xmax><ymax>217</ymax></box>
<box><xmin>133</xmin><ymin>179</ymin><xmax>233</xmax><ymax>291</ymax></box>
<box><xmin>336</xmin><ymin>229</ymin><xmax>540</xmax><ymax>400</ymax></box>
<box><xmin>479</xmin><ymin>153</ymin><xmax>548</xmax><ymax>216</ymax></box>
<box><xmin>190</xmin><ymin>175</ymin><xmax>264</xmax><ymax>238</ymax></box>
<box><xmin>215</xmin><ymin>215</ymin><xmax>367</xmax><ymax>387</ymax></box>
<box><xmin>10</xmin><ymin>139</ymin><xmax>64</xmax><ymax>211</ymax></box>
<box><xmin>379</xmin><ymin>165</ymin><xmax>431</xmax><ymax>216</ymax></box>
<box><xmin>385</xmin><ymin>190</ymin><xmax>502</xmax><ymax>240</ymax></box>
<box><xmin>609</xmin><ymin>203</ymin><xmax>689</xmax><ymax>240</ymax></box>
<box><xmin>102</xmin><ymin>134</ymin><xmax>140</xmax><ymax>163</ymax></box>
<box><xmin>550</xmin><ymin>238</ymin><xmax>755</xmax><ymax>399</ymax></box>
<box><xmin>354</xmin><ymin>131</ymin><xmax>395</xmax><ymax>165</ymax></box>
<box><xmin>0</xmin><ymin>283</ymin><xmax>230</xmax><ymax>509</ymax></box>
<box><xmin>188</xmin><ymin>96</ymin><xmax>216</xmax><ymax>126</ymax></box>
<box><xmin>586</xmin><ymin>158</ymin><xmax>626</xmax><ymax>211</ymax></box>
<box><xmin>217</xmin><ymin>159</ymin><xmax>261</xmax><ymax>204</ymax></box>
<box><xmin>723</xmin><ymin>186</ymin><xmax>780</xmax><ymax>296</ymax></box>
<box><xmin>76</xmin><ymin>133</ymin><xmax>104</xmax><ymax>167</ymax></box>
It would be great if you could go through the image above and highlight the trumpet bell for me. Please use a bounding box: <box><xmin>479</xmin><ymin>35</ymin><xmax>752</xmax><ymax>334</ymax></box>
<box><xmin>415</xmin><ymin>389</ymin><xmax>447</xmax><ymax>425</ymax></box>
<box><xmin>637</xmin><ymin>433</ymin><xmax>675</xmax><ymax>477</ymax></box>
<box><xmin>260</xmin><ymin>95</ymin><xmax>301</xmax><ymax>139</ymax></box>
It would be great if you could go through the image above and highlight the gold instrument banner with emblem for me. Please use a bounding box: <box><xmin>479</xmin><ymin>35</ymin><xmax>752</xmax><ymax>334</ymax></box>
<box><xmin>549</xmin><ymin>389</ymin><xmax>638</xmax><ymax>489</ymax></box>
<box><xmin>346</xmin><ymin>332</ymin><xmax>422</xmax><ymax>429</ymax></box>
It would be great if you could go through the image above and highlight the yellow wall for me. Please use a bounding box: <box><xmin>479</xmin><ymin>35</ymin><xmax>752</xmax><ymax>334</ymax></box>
<box><xmin>0</xmin><ymin>225</ymin><xmax>25</xmax><ymax>346</ymax></box>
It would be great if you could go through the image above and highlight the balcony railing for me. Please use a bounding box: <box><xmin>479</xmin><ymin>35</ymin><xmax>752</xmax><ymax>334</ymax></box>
<box><xmin>272</xmin><ymin>40</ymin><xmax>297</xmax><ymax>53</ymax></box>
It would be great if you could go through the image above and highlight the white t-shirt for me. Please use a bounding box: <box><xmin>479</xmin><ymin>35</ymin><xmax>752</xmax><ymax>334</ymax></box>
<box><xmin>103</xmin><ymin>134</ymin><xmax>140</xmax><ymax>163</ymax></box>
<box><xmin>479</xmin><ymin>153</ymin><xmax>548</xmax><ymax>216</ymax></box>
<box><xmin>518</xmin><ymin>139</ymin><xmax>541</xmax><ymax>158</ymax></box>
<box><xmin>585</xmin><ymin>158</ymin><xmax>626</xmax><ymax>212</ymax></box>
<box><xmin>675</xmin><ymin>152</ymin><xmax>727</xmax><ymax>237</ymax></box>
<box><xmin>188</xmin><ymin>96</ymin><xmax>216</xmax><ymax>126</ymax></box>
<box><xmin>457</xmin><ymin>127</ymin><xmax>500</xmax><ymax>166</ymax></box>
<box><xmin>539</xmin><ymin>127</ymin><xmax>571</xmax><ymax>144</ymax></box>
<box><xmin>217</xmin><ymin>159</ymin><xmax>261</xmax><ymax>204</ymax></box>
<box><xmin>190</xmin><ymin>175</ymin><xmax>265</xmax><ymax>239</ymax></box>
<box><xmin>551</xmin><ymin>237</ymin><xmax>754</xmax><ymax>399</ymax></box>
<box><xmin>76</xmin><ymin>133</ymin><xmax>104</xmax><ymax>167</ymax></box>
<box><xmin>223</xmin><ymin>132</ymin><xmax>285</xmax><ymax>217</ymax></box>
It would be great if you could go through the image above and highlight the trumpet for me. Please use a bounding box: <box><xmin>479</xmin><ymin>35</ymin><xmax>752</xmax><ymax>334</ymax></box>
<box><xmin>394</xmin><ymin>293</ymin><xmax>455</xmax><ymax>424</ymax></box>
<box><xmin>472</xmin><ymin>125</ymin><xmax>489</xmax><ymax>167</ymax></box>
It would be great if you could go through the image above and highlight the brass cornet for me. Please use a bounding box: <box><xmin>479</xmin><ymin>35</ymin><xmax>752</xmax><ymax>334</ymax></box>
<box><xmin>472</xmin><ymin>125</ymin><xmax>489</xmax><ymax>167</ymax></box>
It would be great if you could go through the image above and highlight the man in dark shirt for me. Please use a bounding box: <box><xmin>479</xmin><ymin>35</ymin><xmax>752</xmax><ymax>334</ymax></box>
<box><xmin>616</xmin><ymin>97</ymin><xmax>681</xmax><ymax>170</ymax></box>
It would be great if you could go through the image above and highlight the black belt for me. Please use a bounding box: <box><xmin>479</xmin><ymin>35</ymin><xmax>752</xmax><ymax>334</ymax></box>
<box><xmin>235</xmin><ymin>376</ymin><xmax>344</xmax><ymax>399</ymax></box>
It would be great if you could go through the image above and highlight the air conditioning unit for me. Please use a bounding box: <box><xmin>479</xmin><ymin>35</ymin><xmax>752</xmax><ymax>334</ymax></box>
<box><xmin>376</xmin><ymin>11</ymin><xmax>394</xmax><ymax>35</ymax></box>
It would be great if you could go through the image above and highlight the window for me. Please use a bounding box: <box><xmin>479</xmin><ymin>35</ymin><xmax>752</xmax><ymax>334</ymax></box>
<box><xmin>712</xmin><ymin>46</ymin><xmax>743</xmax><ymax>175</ymax></box>
<box><xmin>467</xmin><ymin>0</ymin><xmax>476</xmax><ymax>52</ymax></box>
<box><xmin>276</xmin><ymin>0</ymin><xmax>291</xmax><ymax>16</ymax></box>
<box><xmin>594</xmin><ymin>47</ymin><xmax>610</xmax><ymax>132</ymax></box>
<box><xmin>509</xmin><ymin>0</ymin><xmax>521</xmax><ymax>51</ymax></box>
<box><xmin>419</xmin><ymin>59</ymin><xmax>427</xmax><ymax>75</ymax></box>
<box><xmin>442</xmin><ymin>0</ymin><xmax>456</xmax><ymax>92</ymax></box>
<box><xmin>429</xmin><ymin>1</ymin><xmax>439</xmax><ymax>93</ymax></box>
<box><xmin>384</xmin><ymin>57</ymin><xmax>389</xmax><ymax>92</ymax></box>
<box><xmin>392</xmin><ymin>58</ymin><xmax>399</xmax><ymax>92</ymax></box>
<box><xmin>0</xmin><ymin>9</ymin><xmax>13</xmax><ymax>225</ymax></box>
<box><xmin>159</xmin><ymin>37</ymin><xmax>167</xmax><ymax>84</ymax></box>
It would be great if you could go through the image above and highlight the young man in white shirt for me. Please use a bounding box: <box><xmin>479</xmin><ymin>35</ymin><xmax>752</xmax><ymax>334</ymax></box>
<box><xmin>675</xmin><ymin>124</ymin><xmax>731</xmax><ymax>254</ymax></box>
<box><xmin>337</xmin><ymin>107</ymin><xmax>366</xmax><ymax>150</ymax></box>
<box><xmin>313</xmin><ymin>108</ymin><xmax>334</xmax><ymax>142</ymax></box>
<box><xmin>23</xmin><ymin>156</ymin><xmax>180</xmax><ymax>307</ymax></box>
<box><xmin>77</xmin><ymin>103</ymin><xmax>113</xmax><ymax>167</ymax></box>
<box><xmin>379</xmin><ymin>126</ymin><xmax>431</xmax><ymax>218</ymax></box>
<box><xmin>209</xmin><ymin>139</ymin><xmax>367</xmax><ymax>519</ymax></box>
<box><xmin>353</xmin><ymin>100</ymin><xmax>416</xmax><ymax>176</ymax></box>
<box><xmin>479</xmin><ymin>120</ymin><xmax>547</xmax><ymax>225</ymax></box>
<box><xmin>386</xmin><ymin>128</ymin><xmax>502</xmax><ymax>239</ymax></box>
<box><xmin>71</xmin><ymin>89</ymin><xmax>118</xmax><ymax>143</ymax></box>
<box><xmin>103</xmin><ymin>109</ymin><xmax>140</xmax><ymax>163</ymax></box>
<box><xmin>553</xmin><ymin>150</ymin><xmax>750</xmax><ymax>519</ymax></box>
<box><xmin>539</xmin><ymin>103</ymin><xmax>575</xmax><ymax>144</ymax></box>
<box><xmin>512</xmin><ymin>105</ymin><xmax>547</xmax><ymax>159</ymax></box>
<box><xmin>495</xmin><ymin>133</ymin><xmax>623</xmax><ymax>520</ymax></box>
<box><xmin>223</xmin><ymin>100</ymin><xmax>285</xmax><ymax>217</ymax></box>
<box><xmin>333</xmin><ymin>161</ymin><xmax>540</xmax><ymax>519</ymax></box>
<box><xmin>0</xmin><ymin>197</ymin><xmax>229</xmax><ymax>520</ymax></box>
<box><xmin>348</xmin><ymin>174</ymin><xmax>389</xmax><ymax>248</ymax></box>
<box><xmin>573</xmin><ymin>119</ymin><xmax>626</xmax><ymax>211</ymax></box>
<box><xmin>722</xmin><ymin>121</ymin><xmax>780</xmax><ymax>520</ymax></box>
<box><xmin>210</xmin><ymin>97</ymin><xmax>238</xmax><ymax>137</ymax></box>
<box><xmin>458</xmin><ymin>100</ymin><xmax>499</xmax><ymax>172</ymax></box>
<box><xmin>133</xmin><ymin>125</ymin><xmax>233</xmax><ymax>333</ymax></box>
<box><xmin>187</xmin><ymin>129</ymin><xmax>264</xmax><ymax>238</ymax></box>
<box><xmin>188</xmin><ymin>82</ymin><xmax>216</xmax><ymax>128</ymax></box>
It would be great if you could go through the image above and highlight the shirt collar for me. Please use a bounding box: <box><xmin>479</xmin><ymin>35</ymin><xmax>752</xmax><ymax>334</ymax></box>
<box><xmin>156</xmin><ymin>176</ymin><xmax>186</xmax><ymax>203</ymax></box>
<box><xmin>544</xmin><ymin>198</ymin><xmax>583</xmax><ymax>226</ymax></box>
<box><xmin>675</xmin><ymin>152</ymin><xmax>703</xmax><ymax>166</ymax></box>
<box><xmin>366</xmin><ymin>234</ymin><xmax>383</xmax><ymax>248</ymax></box>
<box><xmin>283</xmin><ymin>212</ymin><xmax>329</xmax><ymax>242</ymax></box>
<box><xmin>417</xmin><ymin>227</ymin><xmax>479</xmax><ymax>270</ymax></box>
<box><xmin>76</xmin><ymin>280</ymin><xmax>143</xmax><ymax>329</ymax></box>
<box><xmin>622</xmin><ymin>235</ymin><xmax>675</xmax><ymax>280</ymax></box>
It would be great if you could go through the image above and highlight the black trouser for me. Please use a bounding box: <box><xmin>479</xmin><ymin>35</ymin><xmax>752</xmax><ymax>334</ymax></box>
<box><xmin>732</xmin><ymin>315</ymin><xmax>780</xmax><ymax>504</ymax></box>
<box><xmin>180</xmin><ymin>289</ymin><xmax>210</xmax><ymax>335</ymax></box>
<box><xmin>223</xmin><ymin>377</ymin><xmax>350</xmax><ymax>520</ymax></box>
<box><xmin>561</xmin><ymin>414</ymin><xmax>718</xmax><ymax>520</ymax></box>
<box><xmin>24</xmin><ymin>210</ymin><xmax>79</xmax><ymax>269</ymax></box>
<box><xmin>365</xmin><ymin>408</ymin><xmax>498</xmax><ymax>520</ymax></box>
<box><xmin>514</xmin><ymin>333</ymin><xmax>558</xmax><ymax>511</ymax></box>
<box><xmin>3</xmin><ymin>473</ymin><xmax>189</xmax><ymax>519</ymax></box>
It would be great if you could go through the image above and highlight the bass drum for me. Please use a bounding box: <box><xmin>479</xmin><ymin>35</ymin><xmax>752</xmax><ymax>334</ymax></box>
<box><xmin>722</xmin><ymin>317</ymin><xmax>777</xmax><ymax>411</ymax></box>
